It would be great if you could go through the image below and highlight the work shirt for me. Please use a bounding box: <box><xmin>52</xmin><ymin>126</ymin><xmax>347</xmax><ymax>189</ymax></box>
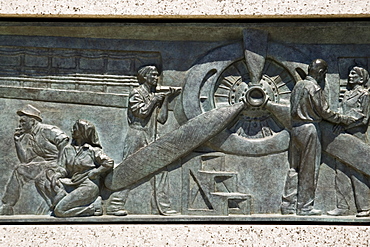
<box><xmin>123</xmin><ymin>84</ymin><xmax>159</xmax><ymax>160</ymax></box>
<box><xmin>59</xmin><ymin>144</ymin><xmax>114</xmax><ymax>186</ymax></box>
<box><xmin>290</xmin><ymin>76</ymin><xmax>345</xmax><ymax>126</ymax></box>
<box><xmin>24</xmin><ymin>122</ymin><xmax>69</xmax><ymax>162</ymax></box>
<box><xmin>341</xmin><ymin>85</ymin><xmax>370</xmax><ymax>142</ymax></box>
<box><xmin>127</xmin><ymin>84</ymin><xmax>157</xmax><ymax>140</ymax></box>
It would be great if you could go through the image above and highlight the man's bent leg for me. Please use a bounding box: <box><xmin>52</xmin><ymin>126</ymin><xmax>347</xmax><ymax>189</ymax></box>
<box><xmin>1</xmin><ymin>162</ymin><xmax>44</xmax><ymax>215</ymax></box>
<box><xmin>0</xmin><ymin>170</ymin><xmax>22</xmax><ymax>215</ymax></box>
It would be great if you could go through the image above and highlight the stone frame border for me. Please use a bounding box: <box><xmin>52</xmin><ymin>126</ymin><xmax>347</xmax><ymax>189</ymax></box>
<box><xmin>0</xmin><ymin>17</ymin><xmax>370</xmax><ymax>246</ymax></box>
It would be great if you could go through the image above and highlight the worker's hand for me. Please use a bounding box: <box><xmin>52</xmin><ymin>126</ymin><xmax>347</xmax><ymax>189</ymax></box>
<box><xmin>154</xmin><ymin>94</ymin><xmax>165</xmax><ymax>105</ymax></box>
<box><xmin>341</xmin><ymin>115</ymin><xmax>359</xmax><ymax>125</ymax></box>
<box><xmin>333</xmin><ymin>124</ymin><xmax>344</xmax><ymax>135</ymax></box>
<box><xmin>168</xmin><ymin>87</ymin><xmax>181</xmax><ymax>96</ymax></box>
<box><xmin>14</xmin><ymin>128</ymin><xmax>24</xmax><ymax>142</ymax></box>
<box><xmin>47</xmin><ymin>168</ymin><xmax>66</xmax><ymax>189</ymax></box>
<box><xmin>88</xmin><ymin>169</ymin><xmax>100</xmax><ymax>180</ymax></box>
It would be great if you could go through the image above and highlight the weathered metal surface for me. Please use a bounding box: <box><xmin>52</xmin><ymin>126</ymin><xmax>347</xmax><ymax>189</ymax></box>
<box><xmin>0</xmin><ymin>21</ymin><xmax>369</xmax><ymax>221</ymax></box>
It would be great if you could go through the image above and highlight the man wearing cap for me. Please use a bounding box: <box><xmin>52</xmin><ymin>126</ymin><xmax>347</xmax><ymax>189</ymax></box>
<box><xmin>0</xmin><ymin>104</ymin><xmax>69</xmax><ymax>215</ymax></box>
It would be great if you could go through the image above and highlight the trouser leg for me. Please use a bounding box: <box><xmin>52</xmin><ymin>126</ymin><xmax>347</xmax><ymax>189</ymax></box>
<box><xmin>281</xmin><ymin>134</ymin><xmax>299</xmax><ymax>213</ymax></box>
<box><xmin>334</xmin><ymin>161</ymin><xmax>351</xmax><ymax>210</ymax></box>
<box><xmin>54</xmin><ymin>179</ymin><xmax>99</xmax><ymax>217</ymax></box>
<box><xmin>351</xmin><ymin>170</ymin><xmax>370</xmax><ymax>212</ymax></box>
<box><xmin>2</xmin><ymin>170</ymin><xmax>21</xmax><ymax>207</ymax></box>
<box><xmin>2</xmin><ymin>162</ymin><xmax>43</xmax><ymax>205</ymax></box>
<box><xmin>281</xmin><ymin>168</ymin><xmax>298</xmax><ymax>213</ymax></box>
<box><xmin>295</xmin><ymin>124</ymin><xmax>321</xmax><ymax>211</ymax></box>
<box><xmin>106</xmin><ymin>189</ymin><xmax>130</xmax><ymax>213</ymax></box>
<box><xmin>151</xmin><ymin>168</ymin><xmax>173</xmax><ymax>214</ymax></box>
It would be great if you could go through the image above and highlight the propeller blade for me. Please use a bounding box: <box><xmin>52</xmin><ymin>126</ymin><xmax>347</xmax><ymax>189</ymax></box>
<box><xmin>105</xmin><ymin>103</ymin><xmax>245</xmax><ymax>191</ymax></box>
<box><xmin>243</xmin><ymin>28</ymin><xmax>269</xmax><ymax>85</ymax></box>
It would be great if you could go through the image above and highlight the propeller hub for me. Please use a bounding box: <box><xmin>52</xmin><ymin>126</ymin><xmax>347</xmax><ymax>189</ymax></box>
<box><xmin>245</xmin><ymin>86</ymin><xmax>267</xmax><ymax>107</ymax></box>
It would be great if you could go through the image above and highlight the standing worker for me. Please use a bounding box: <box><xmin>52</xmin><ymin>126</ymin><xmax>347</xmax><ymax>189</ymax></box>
<box><xmin>106</xmin><ymin>65</ymin><xmax>180</xmax><ymax>216</ymax></box>
<box><xmin>281</xmin><ymin>59</ymin><xmax>357</xmax><ymax>216</ymax></box>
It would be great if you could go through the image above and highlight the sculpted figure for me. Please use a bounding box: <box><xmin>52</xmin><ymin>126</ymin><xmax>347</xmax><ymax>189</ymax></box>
<box><xmin>327</xmin><ymin>66</ymin><xmax>370</xmax><ymax>217</ymax></box>
<box><xmin>0</xmin><ymin>105</ymin><xmax>69</xmax><ymax>215</ymax></box>
<box><xmin>281</xmin><ymin>59</ymin><xmax>357</xmax><ymax>216</ymax></box>
<box><xmin>106</xmin><ymin>65</ymin><xmax>180</xmax><ymax>216</ymax></box>
<box><xmin>53</xmin><ymin>120</ymin><xmax>113</xmax><ymax>217</ymax></box>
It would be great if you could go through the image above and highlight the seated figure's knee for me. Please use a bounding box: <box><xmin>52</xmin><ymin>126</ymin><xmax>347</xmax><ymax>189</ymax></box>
<box><xmin>53</xmin><ymin>200</ymin><xmax>69</xmax><ymax>217</ymax></box>
<box><xmin>53</xmin><ymin>207</ymin><xmax>68</xmax><ymax>218</ymax></box>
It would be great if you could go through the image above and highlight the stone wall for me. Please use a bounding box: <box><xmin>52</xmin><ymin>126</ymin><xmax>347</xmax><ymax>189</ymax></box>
<box><xmin>0</xmin><ymin>0</ymin><xmax>369</xmax><ymax>18</ymax></box>
<box><xmin>1</xmin><ymin>225</ymin><xmax>369</xmax><ymax>246</ymax></box>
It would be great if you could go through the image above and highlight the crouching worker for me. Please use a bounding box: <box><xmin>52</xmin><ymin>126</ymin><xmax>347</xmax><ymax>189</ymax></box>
<box><xmin>54</xmin><ymin>120</ymin><xmax>113</xmax><ymax>217</ymax></box>
<box><xmin>0</xmin><ymin>104</ymin><xmax>69</xmax><ymax>215</ymax></box>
